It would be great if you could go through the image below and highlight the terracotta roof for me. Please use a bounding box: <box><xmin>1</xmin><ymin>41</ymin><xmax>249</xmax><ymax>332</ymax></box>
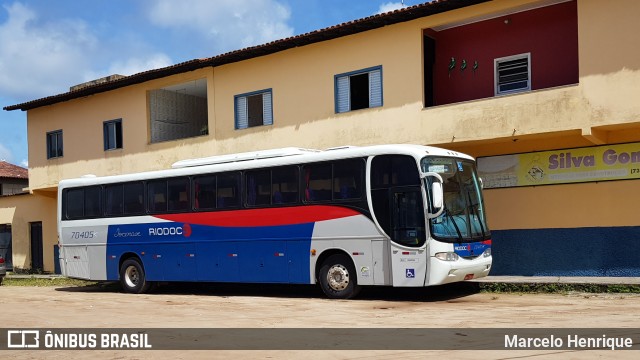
<box><xmin>3</xmin><ymin>0</ymin><xmax>487</xmax><ymax>112</ymax></box>
<box><xmin>0</xmin><ymin>161</ymin><xmax>28</xmax><ymax>179</ymax></box>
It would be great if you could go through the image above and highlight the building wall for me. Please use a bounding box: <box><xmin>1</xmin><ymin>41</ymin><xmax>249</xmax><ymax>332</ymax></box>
<box><xmin>483</xmin><ymin>179</ymin><xmax>640</xmax><ymax>276</ymax></box>
<box><xmin>16</xmin><ymin>0</ymin><xmax>640</xmax><ymax>275</ymax></box>
<box><xmin>0</xmin><ymin>194</ymin><xmax>57</xmax><ymax>272</ymax></box>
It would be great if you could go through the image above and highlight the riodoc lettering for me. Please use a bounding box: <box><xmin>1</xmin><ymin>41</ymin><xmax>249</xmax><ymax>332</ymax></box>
<box><xmin>149</xmin><ymin>226</ymin><xmax>183</xmax><ymax>236</ymax></box>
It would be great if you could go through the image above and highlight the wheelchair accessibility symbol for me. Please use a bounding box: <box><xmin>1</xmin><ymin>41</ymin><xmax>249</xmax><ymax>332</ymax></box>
<box><xmin>406</xmin><ymin>268</ymin><xmax>415</xmax><ymax>278</ymax></box>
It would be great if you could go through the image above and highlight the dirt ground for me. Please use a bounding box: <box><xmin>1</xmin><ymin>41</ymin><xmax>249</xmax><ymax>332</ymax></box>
<box><xmin>1</xmin><ymin>283</ymin><xmax>639</xmax><ymax>359</ymax></box>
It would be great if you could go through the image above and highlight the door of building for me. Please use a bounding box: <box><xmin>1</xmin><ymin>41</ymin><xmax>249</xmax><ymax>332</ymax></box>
<box><xmin>0</xmin><ymin>224</ymin><xmax>12</xmax><ymax>270</ymax></box>
<box><xmin>30</xmin><ymin>222</ymin><xmax>43</xmax><ymax>272</ymax></box>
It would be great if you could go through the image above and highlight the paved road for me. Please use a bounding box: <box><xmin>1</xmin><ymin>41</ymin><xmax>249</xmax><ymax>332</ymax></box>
<box><xmin>2</xmin><ymin>283</ymin><xmax>639</xmax><ymax>359</ymax></box>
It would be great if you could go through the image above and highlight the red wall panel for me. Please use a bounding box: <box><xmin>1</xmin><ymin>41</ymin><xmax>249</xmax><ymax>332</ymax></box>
<box><xmin>429</xmin><ymin>0</ymin><xmax>578</xmax><ymax>106</ymax></box>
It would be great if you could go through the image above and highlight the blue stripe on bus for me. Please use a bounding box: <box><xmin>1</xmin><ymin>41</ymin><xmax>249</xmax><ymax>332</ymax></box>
<box><xmin>105</xmin><ymin>222</ymin><xmax>315</xmax><ymax>283</ymax></box>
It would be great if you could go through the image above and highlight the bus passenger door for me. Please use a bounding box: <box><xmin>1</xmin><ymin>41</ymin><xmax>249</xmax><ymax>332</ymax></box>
<box><xmin>389</xmin><ymin>187</ymin><xmax>428</xmax><ymax>286</ymax></box>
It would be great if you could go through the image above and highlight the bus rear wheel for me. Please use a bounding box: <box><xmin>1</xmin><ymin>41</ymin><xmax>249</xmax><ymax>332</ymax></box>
<box><xmin>119</xmin><ymin>258</ymin><xmax>153</xmax><ymax>294</ymax></box>
<box><xmin>319</xmin><ymin>254</ymin><xmax>361</xmax><ymax>299</ymax></box>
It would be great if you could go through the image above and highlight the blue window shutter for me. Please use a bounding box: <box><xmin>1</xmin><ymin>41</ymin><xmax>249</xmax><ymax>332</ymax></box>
<box><xmin>369</xmin><ymin>68</ymin><xmax>382</xmax><ymax>108</ymax></box>
<box><xmin>236</xmin><ymin>96</ymin><xmax>248</xmax><ymax>129</ymax></box>
<box><xmin>336</xmin><ymin>75</ymin><xmax>350</xmax><ymax>113</ymax></box>
<box><xmin>103</xmin><ymin>123</ymin><xmax>109</xmax><ymax>151</ymax></box>
<box><xmin>262</xmin><ymin>91</ymin><xmax>273</xmax><ymax>125</ymax></box>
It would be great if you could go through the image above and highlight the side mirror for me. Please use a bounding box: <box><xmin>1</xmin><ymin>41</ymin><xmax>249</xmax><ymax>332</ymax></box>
<box><xmin>423</xmin><ymin>172</ymin><xmax>444</xmax><ymax>219</ymax></box>
<box><xmin>432</xmin><ymin>182</ymin><xmax>443</xmax><ymax>209</ymax></box>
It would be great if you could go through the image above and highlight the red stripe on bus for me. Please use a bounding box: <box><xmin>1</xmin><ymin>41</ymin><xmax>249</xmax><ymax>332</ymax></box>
<box><xmin>155</xmin><ymin>205</ymin><xmax>360</xmax><ymax>227</ymax></box>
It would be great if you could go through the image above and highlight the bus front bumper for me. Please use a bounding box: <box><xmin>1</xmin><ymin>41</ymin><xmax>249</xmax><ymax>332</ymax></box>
<box><xmin>427</xmin><ymin>255</ymin><xmax>492</xmax><ymax>286</ymax></box>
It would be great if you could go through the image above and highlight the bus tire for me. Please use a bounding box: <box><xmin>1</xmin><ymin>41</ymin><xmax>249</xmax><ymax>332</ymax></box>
<box><xmin>119</xmin><ymin>258</ymin><xmax>152</xmax><ymax>294</ymax></box>
<box><xmin>319</xmin><ymin>254</ymin><xmax>361</xmax><ymax>299</ymax></box>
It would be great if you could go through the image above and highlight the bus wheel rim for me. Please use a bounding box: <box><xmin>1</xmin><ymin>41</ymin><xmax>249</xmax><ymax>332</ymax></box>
<box><xmin>124</xmin><ymin>266</ymin><xmax>139</xmax><ymax>287</ymax></box>
<box><xmin>327</xmin><ymin>264</ymin><xmax>349</xmax><ymax>291</ymax></box>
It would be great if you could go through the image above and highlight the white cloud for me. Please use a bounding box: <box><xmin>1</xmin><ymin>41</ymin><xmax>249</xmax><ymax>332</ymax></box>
<box><xmin>0</xmin><ymin>143</ymin><xmax>12</xmax><ymax>162</ymax></box>
<box><xmin>148</xmin><ymin>0</ymin><xmax>294</xmax><ymax>52</ymax></box>
<box><xmin>0</xmin><ymin>2</ymin><xmax>175</xmax><ymax>101</ymax></box>
<box><xmin>377</xmin><ymin>2</ymin><xmax>407</xmax><ymax>14</ymax></box>
<box><xmin>0</xmin><ymin>2</ymin><xmax>98</xmax><ymax>99</ymax></box>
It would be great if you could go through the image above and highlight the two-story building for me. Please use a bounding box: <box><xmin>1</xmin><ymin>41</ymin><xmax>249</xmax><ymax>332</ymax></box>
<box><xmin>3</xmin><ymin>0</ymin><xmax>640</xmax><ymax>276</ymax></box>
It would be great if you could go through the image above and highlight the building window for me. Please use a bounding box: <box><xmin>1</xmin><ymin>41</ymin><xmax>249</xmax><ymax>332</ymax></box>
<box><xmin>335</xmin><ymin>66</ymin><xmax>383</xmax><ymax>113</ymax></box>
<box><xmin>103</xmin><ymin>119</ymin><xmax>123</xmax><ymax>151</ymax></box>
<box><xmin>235</xmin><ymin>89</ymin><xmax>273</xmax><ymax>130</ymax></box>
<box><xmin>149</xmin><ymin>79</ymin><xmax>208</xmax><ymax>143</ymax></box>
<box><xmin>495</xmin><ymin>53</ymin><xmax>531</xmax><ymax>95</ymax></box>
<box><xmin>46</xmin><ymin>130</ymin><xmax>63</xmax><ymax>159</ymax></box>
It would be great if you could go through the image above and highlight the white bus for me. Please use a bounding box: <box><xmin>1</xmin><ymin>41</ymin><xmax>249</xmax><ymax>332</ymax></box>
<box><xmin>58</xmin><ymin>144</ymin><xmax>492</xmax><ymax>299</ymax></box>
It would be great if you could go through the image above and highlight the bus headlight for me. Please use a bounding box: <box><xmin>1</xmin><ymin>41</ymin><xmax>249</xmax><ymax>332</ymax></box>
<box><xmin>435</xmin><ymin>252</ymin><xmax>459</xmax><ymax>261</ymax></box>
<box><xmin>483</xmin><ymin>248</ymin><xmax>492</xmax><ymax>257</ymax></box>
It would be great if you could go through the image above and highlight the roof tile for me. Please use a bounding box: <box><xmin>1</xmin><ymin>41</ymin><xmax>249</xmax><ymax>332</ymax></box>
<box><xmin>0</xmin><ymin>161</ymin><xmax>28</xmax><ymax>179</ymax></box>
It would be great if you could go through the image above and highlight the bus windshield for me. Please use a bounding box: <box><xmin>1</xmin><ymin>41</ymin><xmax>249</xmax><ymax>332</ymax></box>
<box><xmin>421</xmin><ymin>157</ymin><xmax>490</xmax><ymax>243</ymax></box>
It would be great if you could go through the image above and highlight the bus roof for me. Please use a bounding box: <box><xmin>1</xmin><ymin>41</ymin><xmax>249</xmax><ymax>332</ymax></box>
<box><xmin>58</xmin><ymin>144</ymin><xmax>474</xmax><ymax>188</ymax></box>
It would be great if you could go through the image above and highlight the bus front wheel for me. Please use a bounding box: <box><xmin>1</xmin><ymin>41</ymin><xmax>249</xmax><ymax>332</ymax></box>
<box><xmin>319</xmin><ymin>254</ymin><xmax>361</xmax><ymax>299</ymax></box>
<box><xmin>119</xmin><ymin>258</ymin><xmax>152</xmax><ymax>294</ymax></box>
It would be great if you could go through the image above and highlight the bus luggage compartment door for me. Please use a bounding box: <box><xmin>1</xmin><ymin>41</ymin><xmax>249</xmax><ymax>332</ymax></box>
<box><xmin>60</xmin><ymin>245</ymin><xmax>90</xmax><ymax>279</ymax></box>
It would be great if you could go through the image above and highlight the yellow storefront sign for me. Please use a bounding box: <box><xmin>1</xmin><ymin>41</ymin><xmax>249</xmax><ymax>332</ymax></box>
<box><xmin>477</xmin><ymin>142</ymin><xmax>640</xmax><ymax>188</ymax></box>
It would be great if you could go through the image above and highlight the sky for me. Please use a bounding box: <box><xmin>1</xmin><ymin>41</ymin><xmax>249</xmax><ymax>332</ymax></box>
<box><xmin>0</xmin><ymin>0</ymin><xmax>418</xmax><ymax>168</ymax></box>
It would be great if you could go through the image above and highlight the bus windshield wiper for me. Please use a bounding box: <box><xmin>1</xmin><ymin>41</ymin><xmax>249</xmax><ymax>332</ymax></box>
<box><xmin>466</xmin><ymin>190</ymin><xmax>486</xmax><ymax>240</ymax></box>
<box><xmin>443</xmin><ymin>208</ymin><xmax>464</xmax><ymax>243</ymax></box>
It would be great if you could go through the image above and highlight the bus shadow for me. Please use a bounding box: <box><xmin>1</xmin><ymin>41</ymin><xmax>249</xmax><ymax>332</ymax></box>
<box><xmin>56</xmin><ymin>281</ymin><xmax>480</xmax><ymax>302</ymax></box>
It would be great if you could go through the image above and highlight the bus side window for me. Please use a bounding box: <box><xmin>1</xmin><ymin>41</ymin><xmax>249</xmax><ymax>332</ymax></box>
<box><xmin>272</xmin><ymin>166</ymin><xmax>299</xmax><ymax>205</ymax></box>
<box><xmin>168</xmin><ymin>177</ymin><xmax>189</xmax><ymax>212</ymax></box>
<box><xmin>65</xmin><ymin>188</ymin><xmax>84</xmax><ymax>219</ymax></box>
<box><xmin>63</xmin><ymin>186</ymin><xmax>101</xmax><ymax>219</ymax></box>
<box><xmin>217</xmin><ymin>172</ymin><xmax>240</xmax><ymax>209</ymax></box>
<box><xmin>123</xmin><ymin>182</ymin><xmax>144</xmax><ymax>215</ymax></box>
<box><xmin>303</xmin><ymin>163</ymin><xmax>331</xmax><ymax>202</ymax></box>
<box><xmin>333</xmin><ymin>159</ymin><xmax>363</xmax><ymax>200</ymax></box>
<box><xmin>147</xmin><ymin>180</ymin><xmax>167</xmax><ymax>213</ymax></box>
<box><xmin>105</xmin><ymin>184</ymin><xmax>124</xmax><ymax>216</ymax></box>
<box><xmin>84</xmin><ymin>186</ymin><xmax>102</xmax><ymax>218</ymax></box>
<box><xmin>194</xmin><ymin>175</ymin><xmax>216</xmax><ymax>210</ymax></box>
<box><xmin>246</xmin><ymin>170</ymin><xmax>271</xmax><ymax>206</ymax></box>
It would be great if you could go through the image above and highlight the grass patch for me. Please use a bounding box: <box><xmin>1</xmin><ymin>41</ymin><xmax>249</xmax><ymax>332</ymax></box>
<box><xmin>479</xmin><ymin>282</ymin><xmax>640</xmax><ymax>294</ymax></box>
<box><xmin>2</xmin><ymin>277</ymin><xmax>98</xmax><ymax>287</ymax></box>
